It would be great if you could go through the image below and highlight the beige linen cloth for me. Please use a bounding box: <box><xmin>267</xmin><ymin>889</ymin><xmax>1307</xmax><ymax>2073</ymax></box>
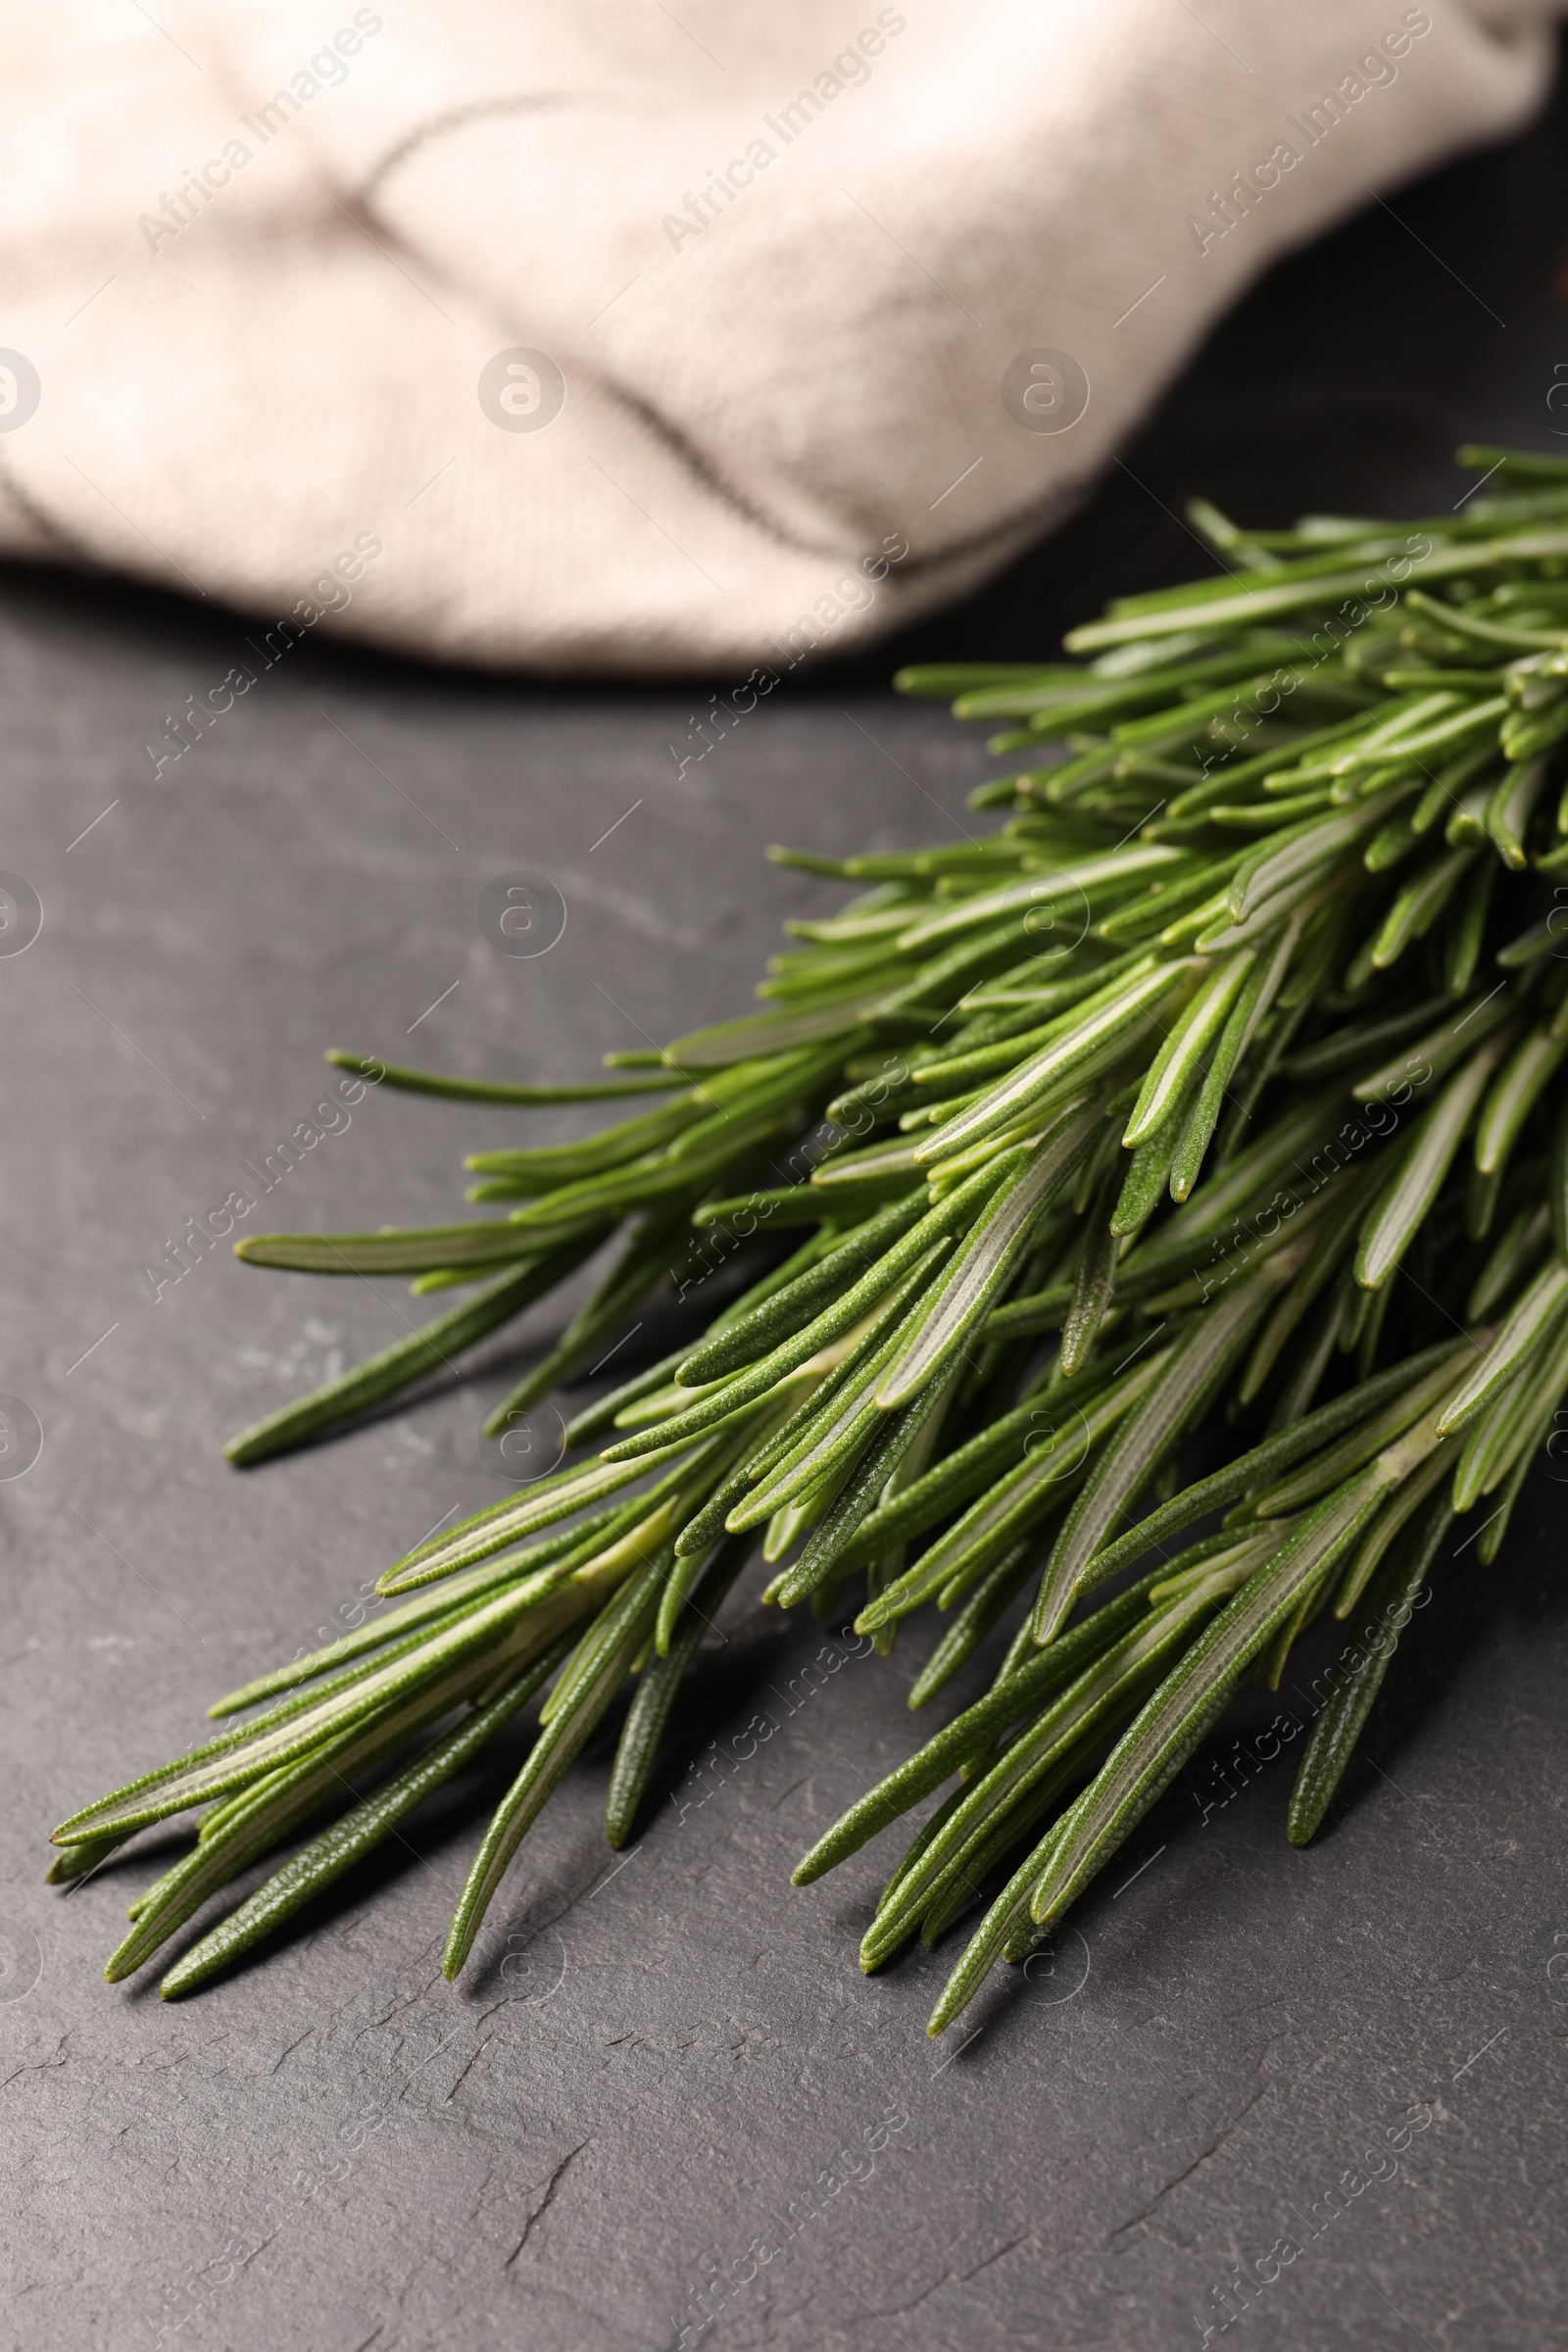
<box><xmin>1</xmin><ymin>0</ymin><xmax>1559</xmax><ymax>672</ymax></box>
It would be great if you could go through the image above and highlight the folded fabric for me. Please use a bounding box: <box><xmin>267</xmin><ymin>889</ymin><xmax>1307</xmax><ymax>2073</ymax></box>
<box><xmin>0</xmin><ymin>0</ymin><xmax>1556</xmax><ymax>673</ymax></box>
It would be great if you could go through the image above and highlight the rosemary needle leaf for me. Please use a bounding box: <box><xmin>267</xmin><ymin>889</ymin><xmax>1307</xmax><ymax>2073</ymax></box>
<box><xmin>1074</xmin><ymin>1344</ymin><xmax>1462</xmax><ymax>1589</ymax></box>
<box><xmin>604</xmin><ymin>1533</ymin><xmax>756</xmax><ymax>1846</ymax></box>
<box><xmin>443</xmin><ymin>1555</ymin><xmax>668</xmax><ymax>1977</ymax></box>
<box><xmin>1287</xmin><ymin>1488</ymin><xmax>1453</xmax><ymax>1846</ymax></box>
<box><xmin>1061</xmin><ymin>1188</ymin><xmax>1119</xmax><ymax>1376</ymax></box>
<box><xmin>769</xmin><ymin>1382</ymin><xmax>949</xmax><ymax>1609</ymax></box>
<box><xmin>44</xmin><ymin>1834</ymin><xmax>126</xmax><ymax>1886</ymax></box>
<box><xmin>1354</xmin><ymin>1036</ymin><xmax>1511</xmax><ymax>1292</ymax></box>
<box><xmin>223</xmin><ymin>1256</ymin><xmax>593</xmax><ymax>1467</ymax></box>
<box><xmin>676</xmin><ymin>1197</ymin><xmax>926</xmax><ymax>1386</ymax></box>
<box><xmin>159</xmin><ymin>1643</ymin><xmax>572</xmax><ymax>1998</ymax></box>
<box><xmin>1030</xmin><ymin>1262</ymin><xmax>1288</xmax><ymax>1643</ymax></box>
<box><xmin>324</xmin><ymin>1051</ymin><xmax>687</xmax><ymax>1102</ymax></box>
<box><xmin>1436</xmin><ymin>1258</ymin><xmax>1568</xmax><ymax>1434</ymax></box>
<box><xmin>1168</xmin><ymin>925</ymin><xmax>1293</xmax><ymax>1200</ymax></box>
<box><xmin>1123</xmin><ymin>956</ymin><xmax>1253</xmax><ymax>1150</ymax></box>
<box><xmin>1474</xmin><ymin>1027</ymin><xmax>1568</xmax><ymax>1178</ymax></box>
<box><xmin>877</xmin><ymin>1102</ymin><xmax>1100</xmax><ymax>1408</ymax></box>
<box><xmin>234</xmin><ymin>1223</ymin><xmax>577</xmax><ymax>1276</ymax></box>
<box><xmin>1022</xmin><ymin>1474</ymin><xmax>1392</xmax><ymax>1936</ymax></box>
<box><xmin>911</xmin><ymin>963</ymin><xmax>1188</xmax><ymax>1166</ymax></box>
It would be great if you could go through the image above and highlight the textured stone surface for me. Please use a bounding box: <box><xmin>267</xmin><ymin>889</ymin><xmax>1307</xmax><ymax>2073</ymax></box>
<box><xmin>4</xmin><ymin>88</ymin><xmax>1568</xmax><ymax>2352</ymax></box>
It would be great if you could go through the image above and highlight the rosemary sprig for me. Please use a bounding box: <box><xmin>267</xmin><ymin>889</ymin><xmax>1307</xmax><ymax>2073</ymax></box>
<box><xmin>58</xmin><ymin>445</ymin><xmax>1568</xmax><ymax>2032</ymax></box>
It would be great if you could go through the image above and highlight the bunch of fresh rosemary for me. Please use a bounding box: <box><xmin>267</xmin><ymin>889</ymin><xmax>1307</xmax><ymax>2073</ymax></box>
<box><xmin>55</xmin><ymin>445</ymin><xmax>1568</xmax><ymax>2035</ymax></box>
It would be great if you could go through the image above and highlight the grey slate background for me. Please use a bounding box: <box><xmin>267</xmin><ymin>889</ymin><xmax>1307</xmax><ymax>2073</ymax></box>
<box><xmin>4</xmin><ymin>68</ymin><xmax>1568</xmax><ymax>2352</ymax></box>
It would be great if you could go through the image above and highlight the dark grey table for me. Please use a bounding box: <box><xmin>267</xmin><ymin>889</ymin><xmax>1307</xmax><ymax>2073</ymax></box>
<box><xmin>5</xmin><ymin>79</ymin><xmax>1568</xmax><ymax>2352</ymax></box>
